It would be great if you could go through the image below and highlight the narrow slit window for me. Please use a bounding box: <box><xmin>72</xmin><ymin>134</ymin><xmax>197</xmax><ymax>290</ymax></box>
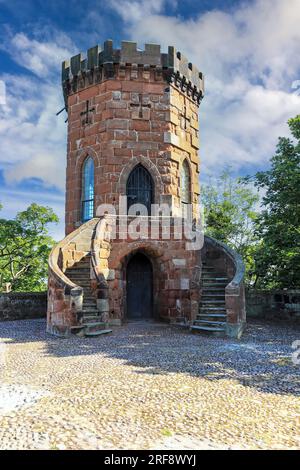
<box><xmin>82</xmin><ymin>157</ymin><xmax>94</xmax><ymax>222</ymax></box>
<box><xmin>180</xmin><ymin>159</ymin><xmax>191</xmax><ymax>218</ymax></box>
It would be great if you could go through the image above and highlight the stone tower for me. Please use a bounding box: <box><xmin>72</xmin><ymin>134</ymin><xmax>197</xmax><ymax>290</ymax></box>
<box><xmin>47</xmin><ymin>40</ymin><xmax>246</xmax><ymax>338</ymax></box>
<box><xmin>63</xmin><ymin>40</ymin><xmax>203</xmax><ymax>234</ymax></box>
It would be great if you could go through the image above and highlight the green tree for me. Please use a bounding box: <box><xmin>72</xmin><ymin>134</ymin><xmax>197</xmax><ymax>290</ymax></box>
<box><xmin>201</xmin><ymin>168</ymin><xmax>259</xmax><ymax>284</ymax></box>
<box><xmin>0</xmin><ymin>203</ymin><xmax>58</xmax><ymax>292</ymax></box>
<box><xmin>249</xmin><ymin>115</ymin><xmax>300</xmax><ymax>289</ymax></box>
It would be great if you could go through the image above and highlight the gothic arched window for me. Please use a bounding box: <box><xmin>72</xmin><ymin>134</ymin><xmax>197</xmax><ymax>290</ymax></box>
<box><xmin>126</xmin><ymin>164</ymin><xmax>154</xmax><ymax>214</ymax></box>
<box><xmin>81</xmin><ymin>157</ymin><xmax>94</xmax><ymax>222</ymax></box>
<box><xmin>180</xmin><ymin>159</ymin><xmax>191</xmax><ymax>216</ymax></box>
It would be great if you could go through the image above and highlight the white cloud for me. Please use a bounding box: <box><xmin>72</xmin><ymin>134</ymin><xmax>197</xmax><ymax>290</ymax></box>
<box><xmin>1</xmin><ymin>31</ymin><xmax>76</xmax><ymax>78</ymax></box>
<box><xmin>0</xmin><ymin>28</ymin><xmax>76</xmax><ymax>190</ymax></box>
<box><xmin>0</xmin><ymin>30</ymin><xmax>71</xmax><ymax>235</ymax></box>
<box><xmin>0</xmin><ymin>72</ymin><xmax>67</xmax><ymax>189</ymax></box>
<box><xmin>111</xmin><ymin>0</ymin><xmax>300</xmax><ymax>174</ymax></box>
<box><xmin>109</xmin><ymin>0</ymin><xmax>177</xmax><ymax>23</ymax></box>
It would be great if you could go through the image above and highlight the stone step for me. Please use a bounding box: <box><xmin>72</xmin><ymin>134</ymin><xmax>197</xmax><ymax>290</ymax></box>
<box><xmin>65</xmin><ymin>266</ymin><xmax>90</xmax><ymax>272</ymax></box>
<box><xmin>65</xmin><ymin>274</ymin><xmax>90</xmax><ymax>279</ymax></box>
<box><xmin>202</xmin><ymin>293</ymin><xmax>225</xmax><ymax>297</ymax></box>
<box><xmin>201</xmin><ymin>299</ymin><xmax>226</xmax><ymax>304</ymax></box>
<box><xmin>202</xmin><ymin>276</ymin><xmax>228</xmax><ymax>280</ymax></box>
<box><xmin>202</xmin><ymin>294</ymin><xmax>225</xmax><ymax>298</ymax></box>
<box><xmin>197</xmin><ymin>313</ymin><xmax>226</xmax><ymax>318</ymax></box>
<box><xmin>65</xmin><ymin>273</ymin><xmax>90</xmax><ymax>278</ymax></box>
<box><xmin>203</xmin><ymin>279</ymin><xmax>228</xmax><ymax>284</ymax></box>
<box><xmin>83</xmin><ymin>321</ymin><xmax>107</xmax><ymax>329</ymax></box>
<box><xmin>199</xmin><ymin>307</ymin><xmax>227</xmax><ymax>312</ymax></box>
<box><xmin>82</xmin><ymin>315</ymin><xmax>101</xmax><ymax>322</ymax></box>
<box><xmin>66</xmin><ymin>267</ymin><xmax>90</xmax><ymax>273</ymax></box>
<box><xmin>191</xmin><ymin>325</ymin><xmax>226</xmax><ymax>333</ymax></box>
<box><xmin>82</xmin><ymin>309</ymin><xmax>99</xmax><ymax>315</ymax></box>
<box><xmin>194</xmin><ymin>320</ymin><xmax>226</xmax><ymax>326</ymax></box>
<box><xmin>66</xmin><ymin>268</ymin><xmax>90</xmax><ymax>272</ymax></box>
<box><xmin>85</xmin><ymin>329</ymin><xmax>112</xmax><ymax>337</ymax></box>
<box><xmin>203</xmin><ymin>287</ymin><xmax>225</xmax><ymax>292</ymax></box>
<box><xmin>83</xmin><ymin>321</ymin><xmax>109</xmax><ymax>335</ymax></box>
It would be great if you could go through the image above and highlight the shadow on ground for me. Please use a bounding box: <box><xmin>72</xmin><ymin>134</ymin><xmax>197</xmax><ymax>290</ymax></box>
<box><xmin>0</xmin><ymin>318</ymin><xmax>300</xmax><ymax>396</ymax></box>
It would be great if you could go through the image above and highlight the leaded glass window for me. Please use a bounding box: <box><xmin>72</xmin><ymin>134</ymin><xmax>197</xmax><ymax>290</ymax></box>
<box><xmin>81</xmin><ymin>157</ymin><xmax>94</xmax><ymax>222</ymax></box>
<box><xmin>126</xmin><ymin>165</ymin><xmax>154</xmax><ymax>215</ymax></box>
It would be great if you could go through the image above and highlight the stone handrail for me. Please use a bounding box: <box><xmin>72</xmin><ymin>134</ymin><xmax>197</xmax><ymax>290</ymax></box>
<box><xmin>48</xmin><ymin>218</ymin><xmax>98</xmax><ymax>295</ymax></box>
<box><xmin>204</xmin><ymin>235</ymin><xmax>245</xmax><ymax>288</ymax></box>
<box><xmin>91</xmin><ymin>217</ymin><xmax>107</xmax><ymax>282</ymax></box>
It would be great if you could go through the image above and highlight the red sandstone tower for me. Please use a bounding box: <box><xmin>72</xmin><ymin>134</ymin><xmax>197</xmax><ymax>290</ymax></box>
<box><xmin>47</xmin><ymin>40</ymin><xmax>246</xmax><ymax>338</ymax></box>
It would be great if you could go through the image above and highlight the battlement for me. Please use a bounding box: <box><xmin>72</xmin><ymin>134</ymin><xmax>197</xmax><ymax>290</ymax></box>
<box><xmin>62</xmin><ymin>39</ymin><xmax>204</xmax><ymax>107</ymax></box>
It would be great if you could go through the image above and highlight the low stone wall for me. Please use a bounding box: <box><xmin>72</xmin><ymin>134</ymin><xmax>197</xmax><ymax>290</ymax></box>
<box><xmin>0</xmin><ymin>292</ymin><xmax>47</xmax><ymax>321</ymax></box>
<box><xmin>246</xmin><ymin>289</ymin><xmax>300</xmax><ymax>321</ymax></box>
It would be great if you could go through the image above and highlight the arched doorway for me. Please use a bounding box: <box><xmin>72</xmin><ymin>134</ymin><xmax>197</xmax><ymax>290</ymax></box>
<box><xmin>126</xmin><ymin>253</ymin><xmax>153</xmax><ymax>319</ymax></box>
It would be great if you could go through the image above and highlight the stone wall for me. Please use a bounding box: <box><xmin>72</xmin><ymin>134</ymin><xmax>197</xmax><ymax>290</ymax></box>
<box><xmin>101</xmin><ymin>216</ymin><xmax>200</xmax><ymax>324</ymax></box>
<box><xmin>246</xmin><ymin>289</ymin><xmax>300</xmax><ymax>321</ymax></box>
<box><xmin>0</xmin><ymin>292</ymin><xmax>47</xmax><ymax>321</ymax></box>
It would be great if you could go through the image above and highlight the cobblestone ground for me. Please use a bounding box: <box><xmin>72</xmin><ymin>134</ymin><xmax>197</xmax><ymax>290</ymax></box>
<box><xmin>0</xmin><ymin>319</ymin><xmax>299</xmax><ymax>450</ymax></box>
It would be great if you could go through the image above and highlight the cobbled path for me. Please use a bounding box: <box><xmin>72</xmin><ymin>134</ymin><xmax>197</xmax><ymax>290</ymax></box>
<box><xmin>0</xmin><ymin>319</ymin><xmax>299</xmax><ymax>450</ymax></box>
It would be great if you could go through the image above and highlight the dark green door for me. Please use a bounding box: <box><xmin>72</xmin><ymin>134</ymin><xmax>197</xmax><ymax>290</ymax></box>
<box><xmin>126</xmin><ymin>253</ymin><xmax>153</xmax><ymax>319</ymax></box>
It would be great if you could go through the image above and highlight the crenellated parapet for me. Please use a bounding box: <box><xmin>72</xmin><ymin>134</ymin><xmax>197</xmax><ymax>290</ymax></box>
<box><xmin>62</xmin><ymin>40</ymin><xmax>204</xmax><ymax>109</ymax></box>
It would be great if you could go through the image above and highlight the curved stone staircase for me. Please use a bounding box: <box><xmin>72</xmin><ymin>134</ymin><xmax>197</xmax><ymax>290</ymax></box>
<box><xmin>191</xmin><ymin>263</ymin><xmax>228</xmax><ymax>336</ymax></box>
<box><xmin>64</xmin><ymin>254</ymin><xmax>112</xmax><ymax>337</ymax></box>
<box><xmin>190</xmin><ymin>235</ymin><xmax>246</xmax><ymax>338</ymax></box>
<box><xmin>47</xmin><ymin>218</ymin><xmax>112</xmax><ymax>337</ymax></box>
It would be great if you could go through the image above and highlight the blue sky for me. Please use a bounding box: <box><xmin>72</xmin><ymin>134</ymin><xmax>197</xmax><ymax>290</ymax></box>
<box><xmin>0</xmin><ymin>0</ymin><xmax>300</xmax><ymax>239</ymax></box>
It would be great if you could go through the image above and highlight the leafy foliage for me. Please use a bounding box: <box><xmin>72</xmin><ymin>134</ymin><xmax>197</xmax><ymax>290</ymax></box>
<box><xmin>201</xmin><ymin>168</ymin><xmax>259</xmax><ymax>284</ymax></box>
<box><xmin>249</xmin><ymin>116</ymin><xmax>300</xmax><ymax>289</ymax></box>
<box><xmin>0</xmin><ymin>203</ymin><xmax>58</xmax><ymax>292</ymax></box>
